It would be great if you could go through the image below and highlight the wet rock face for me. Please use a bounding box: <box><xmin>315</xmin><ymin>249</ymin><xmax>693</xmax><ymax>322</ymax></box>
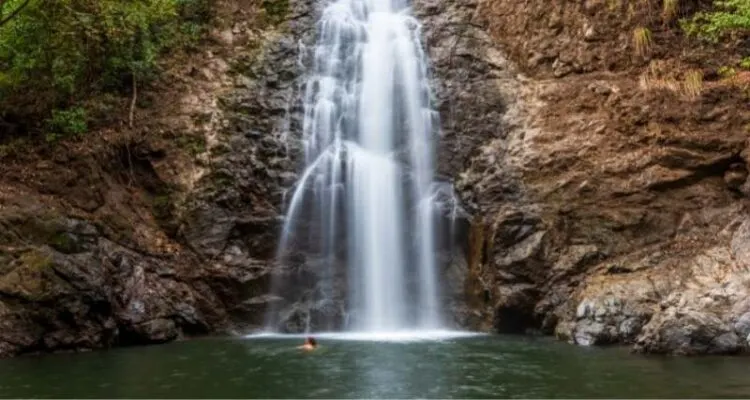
<box><xmin>413</xmin><ymin>0</ymin><xmax>521</xmax><ymax>329</ymax></box>
<box><xmin>414</xmin><ymin>0</ymin><xmax>512</xmax><ymax>181</ymax></box>
<box><xmin>145</xmin><ymin>0</ymin><xmax>319</xmax><ymax>335</ymax></box>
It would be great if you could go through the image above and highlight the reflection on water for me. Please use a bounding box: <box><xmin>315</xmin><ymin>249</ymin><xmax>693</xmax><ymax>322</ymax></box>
<box><xmin>0</xmin><ymin>335</ymin><xmax>750</xmax><ymax>398</ymax></box>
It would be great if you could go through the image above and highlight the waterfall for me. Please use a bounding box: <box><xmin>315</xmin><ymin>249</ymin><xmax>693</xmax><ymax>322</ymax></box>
<box><xmin>273</xmin><ymin>0</ymin><xmax>446</xmax><ymax>332</ymax></box>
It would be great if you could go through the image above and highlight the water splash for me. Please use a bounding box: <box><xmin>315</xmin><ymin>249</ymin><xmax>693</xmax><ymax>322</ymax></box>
<box><xmin>271</xmin><ymin>0</ymin><xmax>456</xmax><ymax>332</ymax></box>
<box><xmin>246</xmin><ymin>330</ymin><xmax>485</xmax><ymax>342</ymax></box>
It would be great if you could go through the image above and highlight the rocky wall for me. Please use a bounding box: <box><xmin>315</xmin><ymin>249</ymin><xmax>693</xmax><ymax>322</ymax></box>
<box><xmin>418</xmin><ymin>0</ymin><xmax>750</xmax><ymax>355</ymax></box>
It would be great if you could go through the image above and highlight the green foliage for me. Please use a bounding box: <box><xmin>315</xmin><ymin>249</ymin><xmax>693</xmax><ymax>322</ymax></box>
<box><xmin>261</xmin><ymin>0</ymin><xmax>289</xmax><ymax>25</ymax></box>
<box><xmin>45</xmin><ymin>107</ymin><xmax>88</xmax><ymax>142</ymax></box>
<box><xmin>662</xmin><ymin>0</ymin><xmax>679</xmax><ymax>24</ymax></box>
<box><xmin>49</xmin><ymin>232</ymin><xmax>78</xmax><ymax>254</ymax></box>
<box><xmin>151</xmin><ymin>193</ymin><xmax>173</xmax><ymax>220</ymax></box>
<box><xmin>19</xmin><ymin>250</ymin><xmax>52</xmax><ymax>270</ymax></box>
<box><xmin>0</xmin><ymin>0</ymin><xmax>211</xmax><ymax>136</ymax></box>
<box><xmin>0</xmin><ymin>137</ymin><xmax>24</xmax><ymax>159</ymax></box>
<box><xmin>150</xmin><ymin>190</ymin><xmax>180</xmax><ymax>236</ymax></box>
<box><xmin>717</xmin><ymin>57</ymin><xmax>750</xmax><ymax>79</ymax></box>
<box><xmin>681</xmin><ymin>0</ymin><xmax>750</xmax><ymax>41</ymax></box>
<box><xmin>633</xmin><ymin>27</ymin><xmax>653</xmax><ymax>56</ymax></box>
<box><xmin>718</xmin><ymin>65</ymin><xmax>738</xmax><ymax>78</ymax></box>
<box><xmin>176</xmin><ymin>134</ymin><xmax>207</xmax><ymax>156</ymax></box>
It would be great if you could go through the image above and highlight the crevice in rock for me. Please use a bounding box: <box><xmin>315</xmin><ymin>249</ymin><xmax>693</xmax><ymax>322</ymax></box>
<box><xmin>493</xmin><ymin>305</ymin><xmax>539</xmax><ymax>334</ymax></box>
<box><xmin>648</xmin><ymin>153</ymin><xmax>741</xmax><ymax>192</ymax></box>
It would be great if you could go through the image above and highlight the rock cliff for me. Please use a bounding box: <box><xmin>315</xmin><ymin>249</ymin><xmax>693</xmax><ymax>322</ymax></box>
<box><xmin>421</xmin><ymin>0</ymin><xmax>750</xmax><ymax>355</ymax></box>
<box><xmin>0</xmin><ymin>0</ymin><xmax>311</xmax><ymax>356</ymax></box>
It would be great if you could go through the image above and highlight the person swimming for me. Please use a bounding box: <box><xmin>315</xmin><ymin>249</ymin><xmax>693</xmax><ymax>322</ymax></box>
<box><xmin>298</xmin><ymin>336</ymin><xmax>318</xmax><ymax>351</ymax></box>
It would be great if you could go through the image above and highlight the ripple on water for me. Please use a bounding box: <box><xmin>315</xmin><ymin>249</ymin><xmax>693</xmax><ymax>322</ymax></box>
<box><xmin>2</xmin><ymin>335</ymin><xmax>750</xmax><ymax>398</ymax></box>
<box><xmin>310</xmin><ymin>387</ymin><xmax>331</xmax><ymax>397</ymax></box>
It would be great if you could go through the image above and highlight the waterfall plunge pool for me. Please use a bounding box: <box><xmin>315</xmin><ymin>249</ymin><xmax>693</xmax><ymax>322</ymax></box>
<box><xmin>1</xmin><ymin>334</ymin><xmax>750</xmax><ymax>398</ymax></box>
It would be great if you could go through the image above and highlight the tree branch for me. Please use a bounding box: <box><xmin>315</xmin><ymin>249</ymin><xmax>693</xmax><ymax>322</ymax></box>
<box><xmin>0</xmin><ymin>0</ymin><xmax>31</xmax><ymax>28</ymax></box>
<box><xmin>129</xmin><ymin>72</ymin><xmax>137</xmax><ymax>129</ymax></box>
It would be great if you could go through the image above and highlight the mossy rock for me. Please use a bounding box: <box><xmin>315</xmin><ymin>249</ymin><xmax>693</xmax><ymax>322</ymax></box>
<box><xmin>4</xmin><ymin>214</ymin><xmax>90</xmax><ymax>254</ymax></box>
<box><xmin>151</xmin><ymin>192</ymin><xmax>181</xmax><ymax>237</ymax></box>
<box><xmin>0</xmin><ymin>250</ymin><xmax>68</xmax><ymax>302</ymax></box>
<box><xmin>176</xmin><ymin>134</ymin><xmax>207</xmax><ymax>156</ymax></box>
<box><xmin>1</xmin><ymin>213</ymin><xmax>63</xmax><ymax>246</ymax></box>
<box><xmin>49</xmin><ymin>232</ymin><xmax>82</xmax><ymax>254</ymax></box>
<box><xmin>261</xmin><ymin>0</ymin><xmax>289</xmax><ymax>26</ymax></box>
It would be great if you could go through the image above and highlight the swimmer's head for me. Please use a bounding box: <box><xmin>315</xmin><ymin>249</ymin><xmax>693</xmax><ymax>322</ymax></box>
<box><xmin>305</xmin><ymin>336</ymin><xmax>317</xmax><ymax>346</ymax></box>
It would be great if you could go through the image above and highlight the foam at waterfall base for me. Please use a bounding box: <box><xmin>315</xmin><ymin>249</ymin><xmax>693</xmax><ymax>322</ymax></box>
<box><xmin>245</xmin><ymin>330</ymin><xmax>484</xmax><ymax>342</ymax></box>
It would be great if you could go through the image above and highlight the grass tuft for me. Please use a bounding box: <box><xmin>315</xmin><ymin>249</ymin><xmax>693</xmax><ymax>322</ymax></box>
<box><xmin>662</xmin><ymin>0</ymin><xmax>679</xmax><ymax>24</ymax></box>
<box><xmin>681</xmin><ymin>70</ymin><xmax>703</xmax><ymax>99</ymax></box>
<box><xmin>633</xmin><ymin>27</ymin><xmax>653</xmax><ymax>57</ymax></box>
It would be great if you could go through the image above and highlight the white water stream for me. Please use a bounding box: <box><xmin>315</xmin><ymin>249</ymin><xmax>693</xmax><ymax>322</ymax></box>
<box><xmin>275</xmin><ymin>0</ymin><xmax>452</xmax><ymax>332</ymax></box>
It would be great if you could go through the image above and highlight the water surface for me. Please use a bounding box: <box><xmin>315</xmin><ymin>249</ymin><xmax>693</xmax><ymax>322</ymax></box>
<box><xmin>0</xmin><ymin>334</ymin><xmax>748</xmax><ymax>398</ymax></box>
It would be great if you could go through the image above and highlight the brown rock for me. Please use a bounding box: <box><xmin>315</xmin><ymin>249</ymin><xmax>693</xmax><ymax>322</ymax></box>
<box><xmin>431</xmin><ymin>0</ymin><xmax>750</xmax><ymax>356</ymax></box>
<box><xmin>724</xmin><ymin>163</ymin><xmax>748</xmax><ymax>190</ymax></box>
<box><xmin>0</xmin><ymin>0</ymin><xmax>310</xmax><ymax>358</ymax></box>
<box><xmin>635</xmin><ymin>310</ymin><xmax>742</xmax><ymax>355</ymax></box>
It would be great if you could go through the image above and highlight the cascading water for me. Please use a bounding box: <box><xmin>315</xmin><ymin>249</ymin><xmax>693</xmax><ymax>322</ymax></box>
<box><xmin>272</xmin><ymin>0</ymin><xmax>453</xmax><ymax>333</ymax></box>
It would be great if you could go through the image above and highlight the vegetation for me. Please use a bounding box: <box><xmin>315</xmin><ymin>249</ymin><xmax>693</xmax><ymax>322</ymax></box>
<box><xmin>18</xmin><ymin>250</ymin><xmax>52</xmax><ymax>271</ymax></box>
<box><xmin>681</xmin><ymin>69</ymin><xmax>704</xmax><ymax>98</ymax></box>
<box><xmin>718</xmin><ymin>65</ymin><xmax>738</xmax><ymax>78</ymax></box>
<box><xmin>45</xmin><ymin>107</ymin><xmax>88</xmax><ymax>142</ymax></box>
<box><xmin>0</xmin><ymin>0</ymin><xmax>31</xmax><ymax>28</ymax></box>
<box><xmin>260</xmin><ymin>0</ymin><xmax>289</xmax><ymax>25</ymax></box>
<box><xmin>640</xmin><ymin>60</ymin><xmax>679</xmax><ymax>92</ymax></box>
<box><xmin>681</xmin><ymin>0</ymin><xmax>750</xmax><ymax>40</ymax></box>
<box><xmin>633</xmin><ymin>0</ymin><xmax>749</xmax><ymax>98</ymax></box>
<box><xmin>633</xmin><ymin>27</ymin><xmax>653</xmax><ymax>56</ymax></box>
<box><xmin>0</xmin><ymin>0</ymin><xmax>211</xmax><ymax>140</ymax></box>
<box><xmin>176</xmin><ymin>134</ymin><xmax>207</xmax><ymax>156</ymax></box>
<box><xmin>662</xmin><ymin>0</ymin><xmax>679</xmax><ymax>24</ymax></box>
